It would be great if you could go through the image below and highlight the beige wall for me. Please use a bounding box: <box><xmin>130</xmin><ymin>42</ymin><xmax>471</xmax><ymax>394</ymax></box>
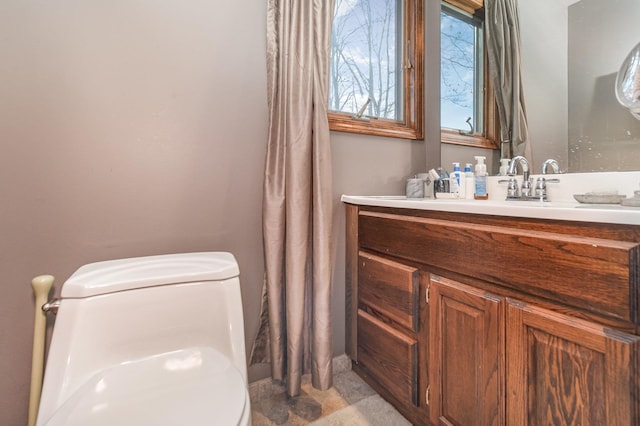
<box><xmin>519</xmin><ymin>0</ymin><xmax>569</xmax><ymax>172</ymax></box>
<box><xmin>1</xmin><ymin>0</ymin><xmax>448</xmax><ymax>424</ymax></box>
<box><xmin>330</xmin><ymin>134</ymin><xmax>428</xmax><ymax>353</ymax></box>
<box><xmin>0</xmin><ymin>1</ymin><xmax>268</xmax><ymax>423</ymax></box>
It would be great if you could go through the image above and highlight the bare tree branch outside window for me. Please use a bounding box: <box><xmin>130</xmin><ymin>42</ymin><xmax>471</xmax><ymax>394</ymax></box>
<box><xmin>441</xmin><ymin>7</ymin><xmax>479</xmax><ymax>131</ymax></box>
<box><xmin>330</xmin><ymin>0</ymin><xmax>399</xmax><ymax>120</ymax></box>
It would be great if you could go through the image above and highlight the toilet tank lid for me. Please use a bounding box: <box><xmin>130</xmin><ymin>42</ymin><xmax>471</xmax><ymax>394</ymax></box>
<box><xmin>61</xmin><ymin>252</ymin><xmax>239</xmax><ymax>298</ymax></box>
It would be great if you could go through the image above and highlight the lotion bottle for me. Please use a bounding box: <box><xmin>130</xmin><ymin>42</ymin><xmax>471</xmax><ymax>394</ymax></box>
<box><xmin>464</xmin><ymin>163</ymin><xmax>474</xmax><ymax>199</ymax></box>
<box><xmin>451</xmin><ymin>162</ymin><xmax>462</xmax><ymax>197</ymax></box>
<box><xmin>474</xmin><ymin>156</ymin><xmax>488</xmax><ymax>200</ymax></box>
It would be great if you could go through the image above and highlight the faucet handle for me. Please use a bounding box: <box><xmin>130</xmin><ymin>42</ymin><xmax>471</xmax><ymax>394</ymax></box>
<box><xmin>534</xmin><ymin>177</ymin><xmax>560</xmax><ymax>200</ymax></box>
<box><xmin>535</xmin><ymin>177</ymin><xmax>560</xmax><ymax>188</ymax></box>
<box><xmin>521</xmin><ymin>177</ymin><xmax>532</xmax><ymax>197</ymax></box>
<box><xmin>503</xmin><ymin>177</ymin><xmax>520</xmax><ymax>199</ymax></box>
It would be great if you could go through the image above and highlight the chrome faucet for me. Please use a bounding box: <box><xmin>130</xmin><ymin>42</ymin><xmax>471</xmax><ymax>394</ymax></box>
<box><xmin>507</xmin><ymin>156</ymin><xmax>531</xmax><ymax>198</ymax></box>
<box><xmin>541</xmin><ymin>159</ymin><xmax>562</xmax><ymax>174</ymax></box>
<box><xmin>501</xmin><ymin>156</ymin><xmax>560</xmax><ymax>201</ymax></box>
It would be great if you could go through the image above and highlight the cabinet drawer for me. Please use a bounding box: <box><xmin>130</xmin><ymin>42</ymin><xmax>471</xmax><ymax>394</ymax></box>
<box><xmin>357</xmin><ymin>309</ymin><xmax>418</xmax><ymax>406</ymax></box>
<box><xmin>359</xmin><ymin>251</ymin><xmax>419</xmax><ymax>331</ymax></box>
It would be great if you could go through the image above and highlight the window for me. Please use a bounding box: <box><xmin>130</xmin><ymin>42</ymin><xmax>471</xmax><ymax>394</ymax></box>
<box><xmin>328</xmin><ymin>0</ymin><xmax>423</xmax><ymax>140</ymax></box>
<box><xmin>441</xmin><ymin>1</ymin><xmax>498</xmax><ymax>149</ymax></box>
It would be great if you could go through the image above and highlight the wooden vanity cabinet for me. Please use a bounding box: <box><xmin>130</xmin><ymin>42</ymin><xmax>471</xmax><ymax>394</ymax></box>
<box><xmin>345</xmin><ymin>203</ymin><xmax>640</xmax><ymax>425</ymax></box>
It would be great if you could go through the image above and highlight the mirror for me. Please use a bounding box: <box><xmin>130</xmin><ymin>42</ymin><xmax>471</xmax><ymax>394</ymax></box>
<box><xmin>519</xmin><ymin>0</ymin><xmax>640</xmax><ymax>172</ymax></box>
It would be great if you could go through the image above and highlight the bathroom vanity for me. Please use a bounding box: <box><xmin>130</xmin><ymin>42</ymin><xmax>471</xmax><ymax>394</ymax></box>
<box><xmin>343</xmin><ymin>195</ymin><xmax>640</xmax><ymax>425</ymax></box>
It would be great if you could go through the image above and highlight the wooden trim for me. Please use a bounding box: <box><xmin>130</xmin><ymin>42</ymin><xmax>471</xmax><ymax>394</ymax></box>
<box><xmin>441</xmin><ymin>128</ymin><xmax>498</xmax><ymax>149</ymax></box>
<box><xmin>483</xmin><ymin>46</ymin><xmax>500</xmax><ymax>148</ymax></box>
<box><xmin>407</xmin><ymin>0</ymin><xmax>424</xmax><ymax>139</ymax></box>
<box><xmin>329</xmin><ymin>113</ymin><xmax>422</xmax><ymax>140</ymax></box>
<box><xmin>345</xmin><ymin>204</ymin><xmax>359</xmax><ymax>360</ymax></box>
<box><xmin>329</xmin><ymin>0</ymin><xmax>424</xmax><ymax>140</ymax></box>
<box><xmin>444</xmin><ymin>0</ymin><xmax>484</xmax><ymax>14</ymax></box>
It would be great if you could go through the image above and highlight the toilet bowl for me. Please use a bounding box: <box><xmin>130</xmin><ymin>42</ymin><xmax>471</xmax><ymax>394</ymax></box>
<box><xmin>36</xmin><ymin>252</ymin><xmax>251</xmax><ymax>426</ymax></box>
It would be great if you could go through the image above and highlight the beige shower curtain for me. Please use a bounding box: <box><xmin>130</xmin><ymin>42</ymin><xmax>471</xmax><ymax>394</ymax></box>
<box><xmin>485</xmin><ymin>0</ymin><xmax>532</xmax><ymax>159</ymax></box>
<box><xmin>250</xmin><ymin>0</ymin><xmax>335</xmax><ymax>396</ymax></box>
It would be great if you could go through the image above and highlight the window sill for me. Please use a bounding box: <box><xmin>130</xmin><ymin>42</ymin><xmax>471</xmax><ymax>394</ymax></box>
<box><xmin>329</xmin><ymin>112</ymin><xmax>423</xmax><ymax>140</ymax></box>
<box><xmin>441</xmin><ymin>129</ymin><xmax>498</xmax><ymax>149</ymax></box>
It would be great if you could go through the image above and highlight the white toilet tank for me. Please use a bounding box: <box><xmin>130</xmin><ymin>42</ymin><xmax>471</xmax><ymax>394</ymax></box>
<box><xmin>37</xmin><ymin>252</ymin><xmax>250</xmax><ymax>426</ymax></box>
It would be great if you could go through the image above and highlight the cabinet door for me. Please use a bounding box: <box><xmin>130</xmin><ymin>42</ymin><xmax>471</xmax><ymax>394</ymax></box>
<box><xmin>506</xmin><ymin>299</ymin><xmax>640</xmax><ymax>425</ymax></box>
<box><xmin>429</xmin><ymin>275</ymin><xmax>504</xmax><ymax>426</ymax></box>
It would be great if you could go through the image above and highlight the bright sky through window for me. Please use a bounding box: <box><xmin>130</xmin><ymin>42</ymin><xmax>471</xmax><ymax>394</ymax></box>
<box><xmin>441</xmin><ymin>5</ymin><xmax>483</xmax><ymax>134</ymax></box>
<box><xmin>330</xmin><ymin>0</ymin><xmax>401</xmax><ymax>120</ymax></box>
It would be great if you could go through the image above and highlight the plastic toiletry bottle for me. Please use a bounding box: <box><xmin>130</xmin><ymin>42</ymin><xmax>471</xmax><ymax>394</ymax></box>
<box><xmin>474</xmin><ymin>156</ymin><xmax>489</xmax><ymax>200</ymax></box>
<box><xmin>433</xmin><ymin>168</ymin><xmax>447</xmax><ymax>194</ymax></box>
<box><xmin>464</xmin><ymin>163</ymin><xmax>474</xmax><ymax>200</ymax></box>
<box><xmin>499</xmin><ymin>158</ymin><xmax>510</xmax><ymax>176</ymax></box>
<box><xmin>451</xmin><ymin>162</ymin><xmax>462</xmax><ymax>197</ymax></box>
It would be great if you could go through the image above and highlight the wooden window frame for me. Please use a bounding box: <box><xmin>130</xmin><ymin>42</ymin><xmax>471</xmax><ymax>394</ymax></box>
<box><xmin>441</xmin><ymin>0</ymin><xmax>499</xmax><ymax>150</ymax></box>
<box><xmin>328</xmin><ymin>0</ymin><xmax>424</xmax><ymax>140</ymax></box>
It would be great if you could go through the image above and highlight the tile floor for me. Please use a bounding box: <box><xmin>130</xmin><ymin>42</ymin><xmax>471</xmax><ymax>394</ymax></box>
<box><xmin>250</xmin><ymin>368</ymin><xmax>411</xmax><ymax>425</ymax></box>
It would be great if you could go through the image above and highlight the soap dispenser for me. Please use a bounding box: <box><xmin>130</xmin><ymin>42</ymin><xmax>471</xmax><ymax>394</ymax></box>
<box><xmin>474</xmin><ymin>156</ymin><xmax>488</xmax><ymax>200</ymax></box>
<box><xmin>499</xmin><ymin>158</ymin><xmax>510</xmax><ymax>176</ymax></box>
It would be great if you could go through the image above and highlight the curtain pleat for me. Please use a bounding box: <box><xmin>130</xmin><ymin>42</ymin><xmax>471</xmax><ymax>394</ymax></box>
<box><xmin>250</xmin><ymin>0</ymin><xmax>335</xmax><ymax>397</ymax></box>
<box><xmin>485</xmin><ymin>0</ymin><xmax>532</xmax><ymax>159</ymax></box>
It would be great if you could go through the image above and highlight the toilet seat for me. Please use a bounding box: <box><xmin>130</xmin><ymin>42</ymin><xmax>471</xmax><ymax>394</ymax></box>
<box><xmin>42</xmin><ymin>347</ymin><xmax>248</xmax><ymax>426</ymax></box>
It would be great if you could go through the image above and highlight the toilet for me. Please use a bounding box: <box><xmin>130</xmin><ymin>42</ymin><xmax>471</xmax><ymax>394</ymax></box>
<box><xmin>36</xmin><ymin>252</ymin><xmax>251</xmax><ymax>426</ymax></box>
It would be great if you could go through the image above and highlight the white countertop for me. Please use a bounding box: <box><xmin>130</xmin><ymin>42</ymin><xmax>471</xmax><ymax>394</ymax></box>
<box><xmin>342</xmin><ymin>171</ymin><xmax>640</xmax><ymax>225</ymax></box>
<box><xmin>341</xmin><ymin>195</ymin><xmax>640</xmax><ymax>225</ymax></box>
